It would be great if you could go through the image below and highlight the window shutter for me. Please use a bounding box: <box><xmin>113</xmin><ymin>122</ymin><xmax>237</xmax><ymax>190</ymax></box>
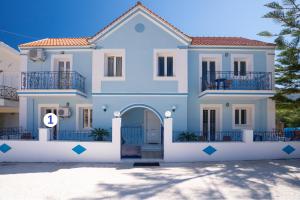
<box><xmin>240</xmin><ymin>61</ymin><xmax>246</xmax><ymax>76</ymax></box>
<box><xmin>116</xmin><ymin>57</ymin><xmax>122</xmax><ymax>77</ymax></box>
<box><xmin>235</xmin><ymin>109</ymin><xmax>239</xmax><ymax>124</ymax></box>
<box><xmin>241</xmin><ymin>109</ymin><xmax>247</xmax><ymax>124</ymax></box>
<box><xmin>167</xmin><ymin>57</ymin><xmax>173</xmax><ymax>76</ymax></box>
<box><xmin>234</xmin><ymin>61</ymin><xmax>239</xmax><ymax>76</ymax></box>
<box><xmin>158</xmin><ymin>57</ymin><xmax>165</xmax><ymax>76</ymax></box>
<box><xmin>107</xmin><ymin>56</ymin><xmax>114</xmax><ymax>76</ymax></box>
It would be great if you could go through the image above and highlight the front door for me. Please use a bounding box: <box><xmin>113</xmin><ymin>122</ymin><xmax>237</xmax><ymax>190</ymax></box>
<box><xmin>41</xmin><ymin>108</ymin><xmax>58</xmax><ymax>139</ymax></box>
<box><xmin>144</xmin><ymin>110</ymin><xmax>161</xmax><ymax>144</ymax></box>
<box><xmin>203</xmin><ymin>109</ymin><xmax>216</xmax><ymax>141</ymax></box>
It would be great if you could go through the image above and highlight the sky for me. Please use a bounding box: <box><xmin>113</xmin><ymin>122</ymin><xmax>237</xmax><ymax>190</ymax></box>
<box><xmin>0</xmin><ymin>0</ymin><xmax>281</xmax><ymax>50</ymax></box>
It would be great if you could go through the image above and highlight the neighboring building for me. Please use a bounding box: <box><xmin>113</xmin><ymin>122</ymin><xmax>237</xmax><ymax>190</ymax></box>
<box><xmin>0</xmin><ymin>42</ymin><xmax>20</xmax><ymax>128</ymax></box>
<box><xmin>18</xmin><ymin>2</ymin><xmax>276</xmax><ymax>159</ymax></box>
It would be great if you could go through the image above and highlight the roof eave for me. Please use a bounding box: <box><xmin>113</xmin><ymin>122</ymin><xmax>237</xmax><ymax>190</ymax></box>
<box><xmin>189</xmin><ymin>45</ymin><xmax>276</xmax><ymax>49</ymax></box>
<box><xmin>19</xmin><ymin>45</ymin><xmax>94</xmax><ymax>50</ymax></box>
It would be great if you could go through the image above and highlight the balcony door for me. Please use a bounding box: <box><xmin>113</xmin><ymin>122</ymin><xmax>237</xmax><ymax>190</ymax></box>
<box><xmin>202</xmin><ymin>60</ymin><xmax>216</xmax><ymax>90</ymax></box>
<box><xmin>58</xmin><ymin>60</ymin><xmax>71</xmax><ymax>89</ymax></box>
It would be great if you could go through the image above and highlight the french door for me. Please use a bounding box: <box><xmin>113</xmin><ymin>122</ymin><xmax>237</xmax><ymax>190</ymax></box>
<box><xmin>58</xmin><ymin>60</ymin><xmax>71</xmax><ymax>89</ymax></box>
<box><xmin>202</xmin><ymin>60</ymin><xmax>216</xmax><ymax>90</ymax></box>
<box><xmin>202</xmin><ymin>108</ymin><xmax>216</xmax><ymax>141</ymax></box>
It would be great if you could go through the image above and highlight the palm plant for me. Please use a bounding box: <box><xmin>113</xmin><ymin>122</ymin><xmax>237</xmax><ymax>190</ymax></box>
<box><xmin>177</xmin><ymin>131</ymin><xmax>199</xmax><ymax>142</ymax></box>
<box><xmin>89</xmin><ymin>128</ymin><xmax>109</xmax><ymax>141</ymax></box>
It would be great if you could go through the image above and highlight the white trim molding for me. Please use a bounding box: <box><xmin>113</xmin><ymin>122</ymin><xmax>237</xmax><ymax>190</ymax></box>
<box><xmin>266</xmin><ymin>98</ymin><xmax>276</xmax><ymax>131</ymax></box>
<box><xmin>230</xmin><ymin>54</ymin><xmax>253</xmax><ymax>72</ymax></box>
<box><xmin>38</xmin><ymin>104</ymin><xmax>60</xmax><ymax>129</ymax></box>
<box><xmin>153</xmin><ymin>49</ymin><xmax>188</xmax><ymax>93</ymax></box>
<box><xmin>89</xmin><ymin>5</ymin><xmax>191</xmax><ymax>44</ymax></box>
<box><xmin>200</xmin><ymin>104</ymin><xmax>223</xmax><ymax>133</ymax></box>
<box><xmin>231</xmin><ymin>104</ymin><xmax>255</xmax><ymax>130</ymax></box>
<box><xmin>199</xmin><ymin>54</ymin><xmax>222</xmax><ymax>92</ymax></box>
<box><xmin>76</xmin><ymin>104</ymin><xmax>93</xmax><ymax>131</ymax></box>
<box><xmin>50</xmin><ymin>54</ymin><xmax>73</xmax><ymax>72</ymax></box>
<box><xmin>17</xmin><ymin>89</ymin><xmax>87</xmax><ymax>97</ymax></box>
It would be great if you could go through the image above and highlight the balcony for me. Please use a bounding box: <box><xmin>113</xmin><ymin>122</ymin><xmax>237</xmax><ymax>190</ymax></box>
<box><xmin>199</xmin><ymin>71</ymin><xmax>275</xmax><ymax>99</ymax></box>
<box><xmin>0</xmin><ymin>85</ymin><xmax>18</xmax><ymax>101</ymax></box>
<box><xmin>20</xmin><ymin>71</ymin><xmax>86</xmax><ymax>96</ymax></box>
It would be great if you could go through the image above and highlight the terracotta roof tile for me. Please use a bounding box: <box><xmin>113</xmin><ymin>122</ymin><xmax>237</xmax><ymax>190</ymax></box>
<box><xmin>19</xmin><ymin>2</ymin><xmax>275</xmax><ymax>48</ymax></box>
<box><xmin>19</xmin><ymin>37</ymin><xmax>90</xmax><ymax>47</ymax></box>
<box><xmin>191</xmin><ymin>37</ymin><xmax>275</xmax><ymax>47</ymax></box>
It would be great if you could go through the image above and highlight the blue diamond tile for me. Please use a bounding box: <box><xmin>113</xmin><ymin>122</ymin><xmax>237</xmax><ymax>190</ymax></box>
<box><xmin>0</xmin><ymin>144</ymin><xmax>11</xmax><ymax>153</ymax></box>
<box><xmin>282</xmin><ymin>145</ymin><xmax>295</xmax><ymax>155</ymax></box>
<box><xmin>72</xmin><ymin>145</ymin><xmax>86</xmax><ymax>155</ymax></box>
<box><xmin>203</xmin><ymin>145</ymin><xmax>217</xmax><ymax>155</ymax></box>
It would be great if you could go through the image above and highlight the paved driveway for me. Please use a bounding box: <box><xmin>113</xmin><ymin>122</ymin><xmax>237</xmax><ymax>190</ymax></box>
<box><xmin>0</xmin><ymin>159</ymin><xmax>300</xmax><ymax>200</ymax></box>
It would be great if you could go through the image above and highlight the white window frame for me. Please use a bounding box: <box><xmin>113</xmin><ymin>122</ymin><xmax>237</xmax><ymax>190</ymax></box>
<box><xmin>38</xmin><ymin>104</ymin><xmax>60</xmax><ymax>129</ymax></box>
<box><xmin>51</xmin><ymin>54</ymin><xmax>73</xmax><ymax>72</ymax></box>
<box><xmin>232</xmin><ymin>104</ymin><xmax>255</xmax><ymax>129</ymax></box>
<box><xmin>200</xmin><ymin>104</ymin><xmax>223</xmax><ymax>132</ymax></box>
<box><xmin>76</xmin><ymin>104</ymin><xmax>93</xmax><ymax>130</ymax></box>
<box><xmin>199</xmin><ymin>54</ymin><xmax>222</xmax><ymax>91</ymax></box>
<box><xmin>230</xmin><ymin>54</ymin><xmax>253</xmax><ymax>73</ymax></box>
<box><xmin>103</xmin><ymin>49</ymin><xmax>125</xmax><ymax>81</ymax></box>
<box><xmin>153</xmin><ymin>50</ymin><xmax>176</xmax><ymax>80</ymax></box>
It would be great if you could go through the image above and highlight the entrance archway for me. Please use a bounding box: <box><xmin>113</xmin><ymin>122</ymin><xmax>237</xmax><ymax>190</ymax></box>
<box><xmin>120</xmin><ymin>104</ymin><xmax>163</xmax><ymax>159</ymax></box>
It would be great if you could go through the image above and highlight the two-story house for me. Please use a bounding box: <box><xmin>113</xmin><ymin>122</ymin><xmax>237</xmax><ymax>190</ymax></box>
<box><xmin>18</xmin><ymin>2</ymin><xmax>276</xmax><ymax>159</ymax></box>
<box><xmin>0</xmin><ymin>42</ymin><xmax>20</xmax><ymax>128</ymax></box>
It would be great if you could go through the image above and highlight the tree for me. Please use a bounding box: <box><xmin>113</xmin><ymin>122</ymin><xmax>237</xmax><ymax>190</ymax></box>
<box><xmin>259</xmin><ymin>0</ymin><xmax>300</xmax><ymax>127</ymax></box>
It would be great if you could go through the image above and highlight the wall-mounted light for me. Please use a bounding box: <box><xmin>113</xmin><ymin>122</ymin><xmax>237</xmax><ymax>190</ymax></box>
<box><xmin>102</xmin><ymin>105</ymin><xmax>107</xmax><ymax>112</ymax></box>
<box><xmin>172</xmin><ymin>105</ymin><xmax>177</xmax><ymax>112</ymax></box>
<box><xmin>60</xmin><ymin>51</ymin><xmax>65</xmax><ymax>54</ymax></box>
<box><xmin>66</xmin><ymin>102</ymin><xmax>70</xmax><ymax>107</ymax></box>
<box><xmin>225</xmin><ymin>52</ymin><xmax>229</xmax><ymax>57</ymax></box>
<box><xmin>226</xmin><ymin>102</ymin><xmax>230</xmax><ymax>107</ymax></box>
<box><xmin>165</xmin><ymin>111</ymin><xmax>172</xmax><ymax>118</ymax></box>
<box><xmin>114</xmin><ymin>111</ymin><xmax>121</xmax><ymax>118</ymax></box>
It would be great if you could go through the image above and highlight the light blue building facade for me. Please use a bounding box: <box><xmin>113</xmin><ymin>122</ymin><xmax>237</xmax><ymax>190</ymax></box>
<box><xmin>18</xmin><ymin>2</ymin><xmax>276</xmax><ymax>149</ymax></box>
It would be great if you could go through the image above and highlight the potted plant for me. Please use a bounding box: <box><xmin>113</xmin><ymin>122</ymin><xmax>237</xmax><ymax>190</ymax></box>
<box><xmin>89</xmin><ymin>128</ymin><xmax>109</xmax><ymax>141</ymax></box>
<box><xmin>177</xmin><ymin>131</ymin><xmax>199</xmax><ymax>142</ymax></box>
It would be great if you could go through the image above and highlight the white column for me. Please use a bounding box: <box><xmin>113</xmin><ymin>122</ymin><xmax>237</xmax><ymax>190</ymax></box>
<box><xmin>39</xmin><ymin>128</ymin><xmax>50</xmax><ymax>142</ymax></box>
<box><xmin>242</xmin><ymin>129</ymin><xmax>253</xmax><ymax>144</ymax></box>
<box><xmin>112</xmin><ymin>117</ymin><xmax>121</xmax><ymax>161</ymax></box>
<box><xmin>267</xmin><ymin>98</ymin><xmax>276</xmax><ymax>131</ymax></box>
<box><xmin>19</xmin><ymin>96</ymin><xmax>27</xmax><ymax>129</ymax></box>
<box><xmin>163</xmin><ymin>117</ymin><xmax>173</xmax><ymax>159</ymax></box>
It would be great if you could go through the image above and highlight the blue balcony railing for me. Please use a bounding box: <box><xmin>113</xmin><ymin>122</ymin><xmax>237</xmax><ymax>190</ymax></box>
<box><xmin>21</xmin><ymin>71</ymin><xmax>86</xmax><ymax>93</ymax></box>
<box><xmin>0</xmin><ymin>127</ymin><xmax>38</xmax><ymax>140</ymax></box>
<box><xmin>173</xmin><ymin>131</ymin><xmax>243</xmax><ymax>142</ymax></box>
<box><xmin>201</xmin><ymin>71</ymin><xmax>272</xmax><ymax>92</ymax></box>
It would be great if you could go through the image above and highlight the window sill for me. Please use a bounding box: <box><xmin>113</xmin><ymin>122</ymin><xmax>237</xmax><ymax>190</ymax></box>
<box><xmin>102</xmin><ymin>76</ymin><xmax>125</xmax><ymax>81</ymax></box>
<box><xmin>154</xmin><ymin>76</ymin><xmax>176</xmax><ymax>81</ymax></box>
<box><xmin>232</xmin><ymin>125</ymin><xmax>252</xmax><ymax>129</ymax></box>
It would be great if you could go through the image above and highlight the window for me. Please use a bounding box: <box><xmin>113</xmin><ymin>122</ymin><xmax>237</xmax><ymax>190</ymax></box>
<box><xmin>105</xmin><ymin>56</ymin><xmax>122</xmax><ymax>77</ymax></box>
<box><xmin>234</xmin><ymin>109</ymin><xmax>247</xmax><ymax>125</ymax></box>
<box><xmin>234</xmin><ymin>59</ymin><xmax>247</xmax><ymax>76</ymax></box>
<box><xmin>83</xmin><ymin>108</ymin><xmax>92</xmax><ymax>129</ymax></box>
<box><xmin>158</xmin><ymin>56</ymin><xmax>173</xmax><ymax>77</ymax></box>
<box><xmin>232</xmin><ymin>105</ymin><xmax>254</xmax><ymax>129</ymax></box>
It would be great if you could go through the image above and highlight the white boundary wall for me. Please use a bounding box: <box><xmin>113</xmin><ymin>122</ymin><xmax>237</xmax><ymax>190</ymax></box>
<box><xmin>0</xmin><ymin>117</ymin><xmax>299</xmax><ymax>163</ymax></box>
<box><xmin>164</xmin><ymin>118</ymin><xmax>300</xmax><ymax>162</ymax></box>
<box><xmin>0</xmin><ymin>118</ymin><xmax>121</xmax><ymax>162</ymax></box>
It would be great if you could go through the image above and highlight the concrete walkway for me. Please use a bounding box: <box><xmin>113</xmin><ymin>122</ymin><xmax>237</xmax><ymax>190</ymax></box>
<box><xmin>0</xmin><ymin>159</ymin><xmax>299</xmax><ymax>200</ymax></box>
